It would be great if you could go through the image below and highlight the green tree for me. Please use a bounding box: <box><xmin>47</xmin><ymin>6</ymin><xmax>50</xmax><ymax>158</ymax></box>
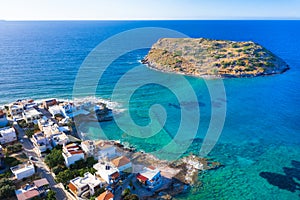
<box><xmin>4</xmin><ymin>156</ymin><xmax>21</xmax><ymax>167</ymax></box>
<box><xmin>25</xmin><ymin>129</ymin><xmax>34</xmax><ymax>138</ymax></box>
<box><xmin>33</xmin><ymin>124</ymin><xmax>40</xmax><ymax>132</ymax></box>
<box><xmin>56</xmin><ymin>169</ymin><xmax>75</xmax><ymax>185</ymax></box>
<box><xmin>45</xmin><ymin>149</ymin><xmax>64</xmax><ymax>169</ymax></box>
<box><xmin>0</xmin><ymin>178</ymin><xmax>16</xmax><ymax>198</ymax></box>
<box><xmin>122</xmin><ymin>188</ymin><xmax>131</xmax><ymax>198</ymax></box>
<box><xmin>124</xmin><ymin>194</ymin><xmax>139</xmax><ymax>200</ymax></box>
<box><xmin>46</xmin><ymin>190</ymin><xmax>56</xmax><ymax>200</ymax></box>
<box><xmin>6</xmin><ymin>143</ymin><xmax>23</xmax><ymax>153</ymax></box>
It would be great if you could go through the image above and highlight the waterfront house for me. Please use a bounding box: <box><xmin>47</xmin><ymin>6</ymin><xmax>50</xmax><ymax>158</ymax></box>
<box><xmin>0</xmin><ymin>126</ymin><xmax>17</xmax><ymax>144</ymax></box>
<box><xmin>93</xmin><ymin>162</ymin><xmax>120</xmax><ymax>185</ymax></box>
<box><xmin>15</xmin><ymin>178</ymin><xmax>49</xmax><ymax>200</ymax></box>
<box><xmin>0</xmin><ymin>109</ymin><xmax>8</xmax><ymax>127</ymax></box>
<box><xmin>96</xmin><ymin>141</ymin><xmax>117</xmax><ymax>160</ymax></box>
<box><xmin>111</xmin><ymin>156</ymin><xmax>132</xmax><ymax>173</ymax></box>
<box><xmin>42</xmin><ymin>99</ymin><xmax>57</xmax><ymax>109</ymax></box>
<box><xmin>22</xmin><ymin>108</ymin><xmax>42</xmax><ymax>124</ymax></box>
<box><xmin>81</xmin><ymin>140</ymin><xmax>96</xmax><ymax>157</ymax></box>
<box><xmin>96</xmin><ymin>191</ymin><xmax>114</xmax><ymax>200</ymax></box>
<box><xmin>62</xmin><ymin>143</ymin><xmax>85</xmax><ymax>167</ymax></box>
<box><xmin>48</xmin><ymin>105</ymin><xmax>63</xmax><ymax>118</ymax></box>
<box><xmin>68</xmin><ymin>172</ymin><xmax>102</xmax><ymax>198</ymax></box>
<box><xmin>136</xmin><ymin>166</ymin><xmax>162</xmax><ymax>191</ymax></box>
<box><xmin>10</xmin><ymin>162</ymin><xmax>35</xmax><ymax>180</ymax></box>
<box><xmin>9</xmin><ymin>103</ymin><xmax>24</xmax><ymax>116</ymax></box>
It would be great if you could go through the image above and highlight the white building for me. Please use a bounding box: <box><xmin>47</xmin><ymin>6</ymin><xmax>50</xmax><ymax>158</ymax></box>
<box><xmin>62</xmin><ymin>143</ymin><xmax>85</xmax><ymax>167</ymax></box>
<box><xmin>10</xmin><ymin>162</ymin><xmax>35</xmax><ymax>180</ymax></box>
<box><xmin>48</xmin><ymin>105</ymin><xmax>63</xmax><ymax>118</ymax></box>
<box><xmin>96</xmin><ymin>141</ymin><xmax>117</xmax><ymax>160</ymax></box>
<box><xmin>22</xmin><ymin>108</ymin><xmax>42</xmax><ymax>123</ymax></box>
<box><xmin>31</xmin><ymin>132</ymin><xmax>50</xmax><ymax>156</ymax></box>
<box><xmin>0</xmin><ymin>126</ymin><xmax>17</xmax><ymax>144</ymax></box>
<box><xmin>111</xmin><ymin>156</ymin><xmax>132</xmax><ymax>173</ymax></box>
<box><xmin>93</xmin><ymin>162</ymin><xmax>120</xmax><ymax>184</ymax></box>
<box><xmin>137</xmin><ymin>166</ymin><xmax>162</xmax><ymax>190</ymax></box>
<box><xmin>9</xmin><ymin>103</ymin><xmax>24</xmax><ymax>116</ymax></box>
<box><xmin>51</xmin><ymin>132</ymin><xmax>69</xmax><ymax>147</ymax></box>
<box><xmin>81</xmin><ymin>140</ymin><xmax>96</xmax><ymax>157</ymax></box>
<box><xmin>68</xmin><ymin>172</ymin><xmax>102</xmax><ymax>197</ymax></box>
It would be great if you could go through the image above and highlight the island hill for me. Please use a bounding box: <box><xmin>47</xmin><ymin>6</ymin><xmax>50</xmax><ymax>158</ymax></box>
<box><xmin>142</xmin><ymin>38</ymin><xmax>289</xmax><ymax>78</ymax></box>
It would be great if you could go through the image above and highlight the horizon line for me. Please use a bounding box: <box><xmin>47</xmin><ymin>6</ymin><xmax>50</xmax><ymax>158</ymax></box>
<box><xmin>1</xmin><ymin>17</ymin><xmax>300</xmax><ymax>21</ymax></box>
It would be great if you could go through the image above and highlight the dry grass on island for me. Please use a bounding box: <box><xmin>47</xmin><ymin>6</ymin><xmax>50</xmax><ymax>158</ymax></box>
<box><xmin>142</xmin><ymin>38</ymin><xmax>289</xmax><ymax>78</ymax></box>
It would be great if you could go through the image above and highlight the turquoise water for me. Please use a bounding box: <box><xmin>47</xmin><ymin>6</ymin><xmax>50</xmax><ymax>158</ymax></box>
<box><xmin>1</xmin><ymin>21</ymin><xmax>300</xmax><ymax>199</ymax></box>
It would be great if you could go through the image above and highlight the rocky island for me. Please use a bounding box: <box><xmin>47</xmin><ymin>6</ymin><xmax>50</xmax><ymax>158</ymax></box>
<box><xmin>142</xmin><ymin>38</ymin><xmax>290</xmax><ymax>78</ymax></box>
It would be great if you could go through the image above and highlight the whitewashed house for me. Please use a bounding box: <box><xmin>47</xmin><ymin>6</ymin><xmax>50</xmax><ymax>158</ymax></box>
<box><xmin>136</xmin><ymin>166</ymin><xmax>162</xmax><ymax>191</ymax></box>
<box><xmin>31</xmin><ymin>132</ymin><xmax>51</xmax><ymax>156</ymax></box>
<box><xmin>68</xmin><ymin>172</ymin><xmax>102</xmax><ymax>197</ymax></box>
<box><xmin>22</xmin><ymin>108</ymin><xmax>42</xmax><ymax>123</ymax></box>
<box><xmin>96</xmin><ymin>141</ymin><xmax>117</xmax><ymax>160</ymax></box>
<box><xmin>111</xmin><ymin>156</ymin><xmax>132</xmax><ymax>173</ymax></box>
<box><xmin>62</xmin><ymin>143</ymin><xmax>85</xmax><ymax>167</ymax></box>
<box><xmin>0</xmin><ymin>126</ymin><xmax>17</xmax><ymax>144</ymax></box>
<box><xmin>10</xmin><ymin>162</ymin><xmax>35</xmax><ymax>180</ymax></box>
<box><xmin>93</xmin><ymin>162</ymin><xmax>120</xmax><ymax>185</ymax></box>
<box><xmin>81</xmin><ymin>140</ymin><xmax>96</xmax><ymax>157</ymax></box>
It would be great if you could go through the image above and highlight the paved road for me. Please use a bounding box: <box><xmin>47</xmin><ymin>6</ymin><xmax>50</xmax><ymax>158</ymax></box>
<box><xmin>14</xmin><ymin>124</ymin><xmax>68</xmax><ymax>200</ymax></box>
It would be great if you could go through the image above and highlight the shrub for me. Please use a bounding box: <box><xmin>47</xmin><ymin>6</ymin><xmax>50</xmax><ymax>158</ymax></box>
<box><xmin>25</xmin><ymin>129</ymin><xmax>34</xmax><ymax>138</ymax></box>
<box><xmin>0</xmin><ymin>178</ymin><xmax>15</xmax><ymax>198</ymax></box>
<box><xmin>45</xmin><ymin>149</ymin><xmax>64</xmax><ymax>169</ymax></box>
<box><xmin>46</xmin><ymin>190</ymin><xmax>56</xmax><ymax>200</ymax></box>
<box><xmin>124</xmin><ymin>194</ymin><xmax>139</xmax><ymax>200</ymax></box>
<box><xmin>4</xmin><ymin>156</ymin><xmax>21</xmax><ymax>167</ymax></box>
<box><xmin>6</xmin><ymin>143</ymin><xmax>23</xmax><ymax>154</ymax></box>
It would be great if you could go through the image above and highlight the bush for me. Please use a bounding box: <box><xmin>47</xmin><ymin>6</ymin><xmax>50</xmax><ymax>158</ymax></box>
<box><xmin>25</xmin><ymin>129</ymin><xmax>34</xmax><ymax>138</ymax></box>
<box><xmin>46</xmin><ymin>190</ymin><xmax>56</xmax><ymax>200</ymax></box>
<box><xmin>124</xmin><ymin>194</ymin><xmax>139</xmax><ymax>200</ymax></box>
<box><xmin>6</xmin><ymin>143</ymin><xmax>23</xmax><ymax>154</ymax></box>
<box><xmin>122</xmin><ymin>188</ymin><xmax>131</xmax><ymax>197</ymax></box>
<box><xmin>56</xmin><ymin>169</ymin><xmax>75</xmax><ymax>186</ymax></box>
<box><xmin>52</xmin><ymin>165</ymin><xmax>66</xmax><ymax>175</ymax></box>
<box><xmin>4</xmin><ymin>156</ymin><xmax>21</xmax><ymax>167</ymax></box>
<box><xmin>0</xmin><ymin>178</ymin><xmax>15</xmax><ymax>198</ymax></box>
<box><xmin>45</xmin><ymin>149</ymin><xmax>64</xmax><ymax>169</ymax></box>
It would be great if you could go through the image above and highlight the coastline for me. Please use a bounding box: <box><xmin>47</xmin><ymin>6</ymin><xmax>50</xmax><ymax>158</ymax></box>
<box><xmin>144</xmin><ymin>61</ymin><xmax>290</xmax><ymax>79</ymax></box>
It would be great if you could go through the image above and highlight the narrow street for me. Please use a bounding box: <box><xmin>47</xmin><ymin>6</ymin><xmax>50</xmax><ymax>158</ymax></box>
<box><xmin>14</xmin><ymin>123</ymin><xmax>68</xmax><ymax>200</ymax></box>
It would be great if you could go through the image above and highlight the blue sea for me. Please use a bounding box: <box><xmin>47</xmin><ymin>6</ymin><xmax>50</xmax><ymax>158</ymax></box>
<box><xmin>1</xmin><ymin>21</ymin><xmax>300</xmax><ymax>199</ymax></box>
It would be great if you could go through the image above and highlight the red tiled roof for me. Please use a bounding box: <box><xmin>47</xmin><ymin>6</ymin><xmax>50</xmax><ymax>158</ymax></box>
<box><xmin>137</xmin><ymin>173</ymin><xmax>148</xmax><ymax>182</ymax></box>
<box><xmin>148</xmin><ymin>166</ymin><xmax>156</xmax><ymax>170</ymax></box>
<box><xmin>96</xmin><ymin>191</ymin><xmax>114</xmax><ymax>200</ymax></box>
<box><xmin>69</xmin><ymin>150</ymin><xmax>84</xmax><ymax>155</ymax></box>
<box><xmin>17</xmin><ymin>189</ymin><xmax>39</xmax><ymax>200</ymax></box>
<box><xmin>33</xmin><ymin>178</ymin><xmax>49</xmax><ymax>188</ymax></box>
<box><xmin>111</xmin><ymin>156</ymin><xmax>130</xmax><ymax>168</ymax></box>
<box><xmin>68</xmin><ymin>182</ymin><xmax>77</xmax><ymax>194</ymax></box>
<box><xmin>110</xmin><ymin>171</ymin><xmax>120</xmax><ymax>180</ymax></box>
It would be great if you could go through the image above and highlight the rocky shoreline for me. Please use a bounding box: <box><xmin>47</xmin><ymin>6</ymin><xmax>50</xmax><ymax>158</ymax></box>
<box><xmin>142</xmin><ymin>38</ymin><xmax>290</xmax><ymax>78</ymax></box>
<box><xmin>96</xmin><ymin>140</ymin><xmax>222</xmax><ymax>199</ymax></box>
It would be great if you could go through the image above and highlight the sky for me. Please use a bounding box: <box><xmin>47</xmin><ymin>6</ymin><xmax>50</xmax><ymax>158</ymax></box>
<box><xmin>0</xmin><ymin>0</ymin><xmax>299</xmax><ymax>20</ymax></box>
